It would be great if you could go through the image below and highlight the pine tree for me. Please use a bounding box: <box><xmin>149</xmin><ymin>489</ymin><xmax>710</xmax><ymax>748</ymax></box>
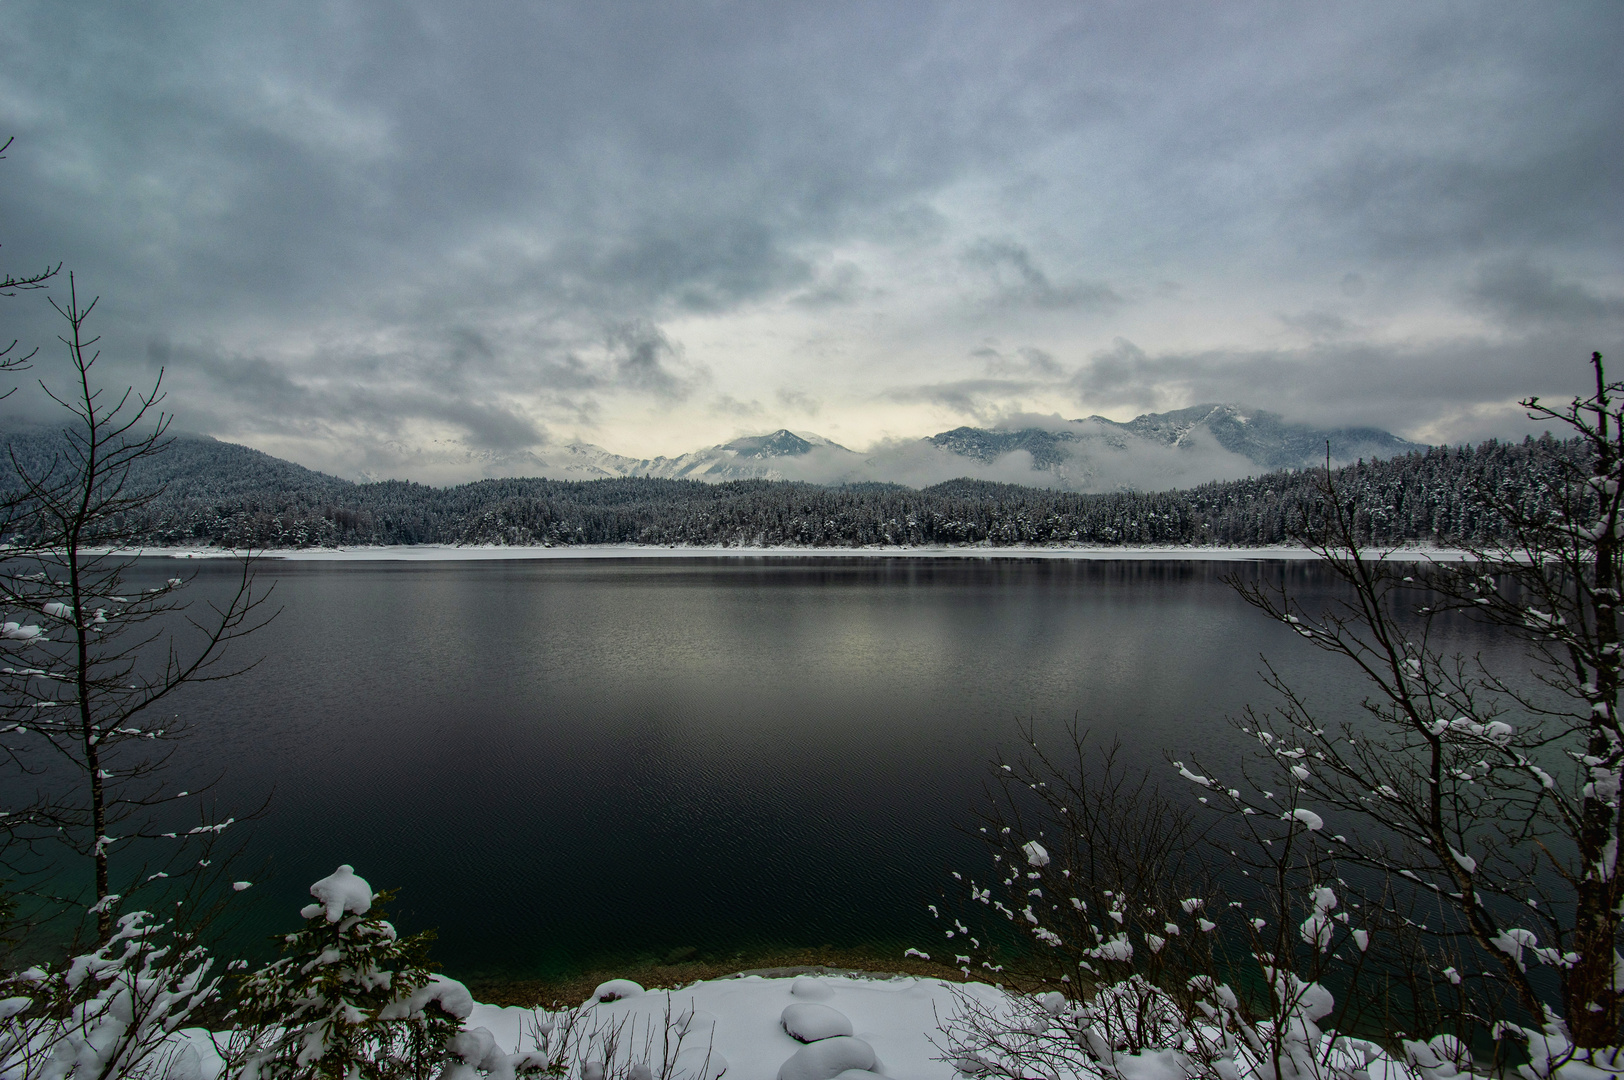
<box><xmin>231</xmin><ymin>866</ymin><xmax>469</xmax><ymax>1080</ymax></box>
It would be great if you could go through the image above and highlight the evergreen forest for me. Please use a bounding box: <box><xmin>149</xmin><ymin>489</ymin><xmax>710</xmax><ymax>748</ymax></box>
<box><xmin>0</xmin><ymin>428</ymin><xmax>1584</xmax><ymax>550</ymax></box>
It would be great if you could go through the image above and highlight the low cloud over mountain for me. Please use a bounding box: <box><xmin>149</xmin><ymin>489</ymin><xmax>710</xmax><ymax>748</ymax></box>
<box><xmin>365</xmin><ymin>404</ymin><xmax>1418</xmax><ymax>493</ymax></box>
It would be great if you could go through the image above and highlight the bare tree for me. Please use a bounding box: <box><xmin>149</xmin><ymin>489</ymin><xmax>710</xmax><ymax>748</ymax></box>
<box><xmin>938</xmin><ymin>723</ymin><xmax>1412</xmax><ymax>1080</ymax></box>
<box><xmin>1175</xmin><ymin>352</ymin><xmax>1623</xmax><ymax>1061</ymax></box>
<box><xmin>0</xmin><ymin>275</ymin><xmax>273</xmax><ymax>942</ymax></box>
<box><xmin>936</xmin><ymin>724</ymin><xmax>1214</xmax><ymax>998</ymax></box>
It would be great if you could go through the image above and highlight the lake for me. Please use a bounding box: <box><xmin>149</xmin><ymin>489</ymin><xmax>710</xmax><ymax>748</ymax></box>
<box><xmin>127</xmin><ymin>554</ymin><xmax>1508</xmax><ymax>986</ymax></box>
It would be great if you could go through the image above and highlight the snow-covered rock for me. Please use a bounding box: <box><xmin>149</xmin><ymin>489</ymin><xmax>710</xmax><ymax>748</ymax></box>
<box><xmin>791</xmin><ymin>976</ymin><xmax>834</xmax><ymax>1000</ymax></box>
<box><xmin>672</xmin><ymin>1047</ymin><xmax>729</xmax><ymax>1080</ymax></box>
<box><xmin>454</xmin><ymin>974</ymin><xmax>1003</xmax><ymax>1080</ymax></box>
<box><xmin>777</xmin><ymin>1035</ymin><xmax>877</xmax><ymax>1080</ymax></box>
<box><xmin>676</xmin><ymin>1006</ymin><xmax>720</xmax><ymax>1036</ymax></box>
<box><xmin>588</xmin><ymin>979</ymin><xmax>645</xmax><ymax>1003</ymax></box>
<box><xmin>782</xmin><ymin>1002</ymin><xmax>854</xmax><ymax>1043</ymax></box>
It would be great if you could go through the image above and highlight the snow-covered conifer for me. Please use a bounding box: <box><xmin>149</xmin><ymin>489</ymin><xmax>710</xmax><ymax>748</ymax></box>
<box><xmin>226</xmin><ymin>866</ymin><xmax>471</xmax><ymax>1080</ymax></box>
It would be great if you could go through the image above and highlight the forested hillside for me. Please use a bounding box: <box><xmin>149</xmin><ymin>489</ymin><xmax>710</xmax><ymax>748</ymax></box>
<box><xmin>0</xmin><ymin>428</ymin><xmax>1583</xmax><ymax>549</ymax></box>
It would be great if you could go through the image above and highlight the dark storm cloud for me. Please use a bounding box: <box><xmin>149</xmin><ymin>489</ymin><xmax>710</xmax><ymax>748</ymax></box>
<box><xmin>962</xmin><ymin>239</ymin><xmax>1122</xmax><ymax>311</ymax></box>
<box><xmin>1</xmin><ymin>4</ymin><xmax>1046</xmax><ymax>311</ymax></box>
<box><xmin>883</xmin><ymin>378</ymin><xmax>1046</xmax><ymax>426</ymax></box>
<box><xmin>0</xmin><ymin>2</ymin><xmax>1619</xmax><ymax>474</ymax></box>
<box><xmin>878</xmin><ymin>330</ymin><xmax>1618</xmax><ymax>447</ymax></box>
<box><xmin>417</xmin><ymin>399</ymin><xmax>544</xmax><ymax>452</ymax></box>
<box><xmin>158</xmin><ymin>339</ymin><xmax>547</xmax><ymax>451</ymax></box>
<box><xmin>1063</xmin><ymin>335</ymin><xmax>1614</xmax><ymax>441</ymax></box>
<box><xmin>1468</xmin><ymin>258</ymin><xmax>1624</xmax><ymax>327</ymax></box>
<box><xmin>147</xmin><ymin>338</ymin><xmax>312</xmax><ymax>417</ymax></box>
<box><xmin>1068</xmin><ymin>339</ymin><xmax>1161</xmax><ymax>413</ymax></box>
<box><xmin>607</xmin><ymin>320</ymin><xmax>701</xmax><ymax>400</ymax></box>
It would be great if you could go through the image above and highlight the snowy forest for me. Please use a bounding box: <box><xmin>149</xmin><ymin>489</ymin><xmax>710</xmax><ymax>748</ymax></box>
<box><xmin>0</xmin><ymin>427</ymin><xmax>1586</xmax><ymax>549</ymax></box>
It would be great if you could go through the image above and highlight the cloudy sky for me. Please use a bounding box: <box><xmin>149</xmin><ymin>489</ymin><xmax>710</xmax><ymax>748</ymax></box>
<box><xmin>1</xmin><ymin>3</ymin><xmax>1620</xmax><ymax>481</ymax></box>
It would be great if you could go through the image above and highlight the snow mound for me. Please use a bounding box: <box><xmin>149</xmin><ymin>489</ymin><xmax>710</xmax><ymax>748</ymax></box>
<box><xmin>672</xmin><ymin>1047</ymin><xmax>729</xmax><ymax>1080</ymax></box>
<box><xmin>589</xmin><ymin>979</ymin><xmax>645</xmax><ymax>1003</ymax></box>
<box><xmin>1116</xmin><ymin>1048</ymin><xmax>1193</xmax><ymax>1080</ymax></box>
<box><xmin>782</xmin><ymin>1002</ymin><xmax>854</xmax><ymax>1043</ymax></box>
<box><xmin>302</xmin><ymin>864</ymin><xmax>373</xmax><ymax>922</ymax></box>
<box><xmin>791</xmin><ymin>976</ymin><xmax>834</xmax><ymax>1000</ymax></box>
<box><xmin>676</xmin><ymin>1006</ymin><xmax>719</xmax><ymax>1035</ymax></box>
<box><xmin>453</xmin><ymin>973</ymin><xmax>1005</xmax><ymax>1080</ymax></box>
<box><xmin>778</xmin><ymin>1035</ymin><xmax>877</xmax><ymax>1080</ymax></box>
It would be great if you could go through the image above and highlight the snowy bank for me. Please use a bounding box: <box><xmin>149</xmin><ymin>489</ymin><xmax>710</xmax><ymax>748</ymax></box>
<box><xmin>149</xmin><ymin>974</ymin><xmax>1009</xmax><ymax>1080</ymax></box>
<box><xmin>6</xmin><ymin>861</ymin><xmax>1584</xmax><ymax>1080</ymax></box>
<box><xmin>152</xmin><ymin>543</ymin><xmax>1479</xmax><ymax>563</ymax></box>
<box><xmin>460</xmin><ymin>973</ymin><xmax>1005</xmax><ymax>1080</ymax></box>
<box><xmin>159</xmin><ymin>970</ymin><xmax>1508</xmax><ymax>1080</ymax></box>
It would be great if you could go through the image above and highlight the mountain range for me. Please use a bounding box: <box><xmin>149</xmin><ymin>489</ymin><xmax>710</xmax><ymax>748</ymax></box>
<box><xmin>0</xmin><ymin>403</ymin><xmax>1419</xmax><ymax>502</ymax></box>
<box><xmin>0</xmin><ymin>416</ymin><xmax>1561</xmax><ymax>554</ymax></box>
<box><xmin>387</xmin><ymin>403</ymin><xmax>1417</xmax><ymax>492</ymax></box>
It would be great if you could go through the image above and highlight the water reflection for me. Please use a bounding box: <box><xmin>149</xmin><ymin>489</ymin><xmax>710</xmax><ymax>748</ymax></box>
<box><xmin>132</xmin><ymin>556</ymin><xmax>1514</xmax><ymax>982</ymax></box>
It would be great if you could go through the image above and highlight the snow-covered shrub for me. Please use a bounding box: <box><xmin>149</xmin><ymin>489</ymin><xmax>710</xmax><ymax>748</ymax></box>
<box><xmin>223</xmin><ymin>866</ymin><xmax>474</xmax><ymax>1080</ymax></box>
<box><xmin>0</xmin><ymin>909</ymin><xmax>218</xmax><ymax>1080</ymax></box>
<box><xmin>515</xmin><ymin>987</ymin><xmax>726</xmax><ymax>1080</ymax></box>
<box><xmin>936</xmin><ymin>722</ymin><xmax>1428</xmax><ymax>1080</ymax></box>
<box><xmin>1510</xmin><ymin>1014</ymin><xmax>1624</xmax><ymax>1080</ymax></box>
<box><xmin>938</xmin><ymin>883</ymin><xmax>1393</xmax><ymax>1080</ymax></box>
<box><xmin>931</xmin><ymin>725</ymin><xmax>1215</xmax><ymax>1018</ymax></box>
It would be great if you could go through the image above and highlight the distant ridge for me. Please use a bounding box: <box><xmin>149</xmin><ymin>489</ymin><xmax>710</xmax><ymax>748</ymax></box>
<box><xmin>0</xmin><ymin>427</ymin><xmax>356</xmax><ymax>500</ymax></box>
<box><xmin>929</xmin><ymin>405</ymin><xmax>1417</xmax><ymax>477</ymax></box>
<box><xmin>0</xmin><ymin>402</ymin><xmax>1418</xmax><ymax>501</ymax></box>
<box><xmin>0</xmin><ymin>424</ymin><xmax>1573</xmax><ymax>553</ymax></box>
<box><xmin>377</xmin><ymin>405</ymin><xmax>1418</xmax><ymax>490</ymax></box>
<box><xmin>1096</xmin><ymin>404</ymin><xmax>1416</xmax><ymax>470</ymax></box>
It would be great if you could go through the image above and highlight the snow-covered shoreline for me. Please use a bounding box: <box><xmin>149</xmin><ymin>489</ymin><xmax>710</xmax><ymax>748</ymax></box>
<box><xmin>459</xmin><ymin>973</ymin><xmax>1001</xmax><ymax>1080</ymax></box>
<box><xmin>153</xmin><ymin>972</ymin><xmax>996</xmax><ymax>1080</ymax></box>
<box><xmin>154</xmin><ymin>543</ymin><xmax>1476</xmax><ymax>563</ymax></box>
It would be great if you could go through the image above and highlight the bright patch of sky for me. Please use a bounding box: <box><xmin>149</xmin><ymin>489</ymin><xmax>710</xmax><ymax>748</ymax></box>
<box><xmin>0</xmin><ymin>3</ymin><xmax>1619</xmax><ymax>480</ymax></box>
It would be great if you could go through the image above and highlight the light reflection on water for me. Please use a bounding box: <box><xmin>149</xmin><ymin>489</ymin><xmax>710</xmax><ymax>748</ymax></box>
<box><xmin>128</xmin><ymin>556</ymin><xmax>1512</xmax><ymax>982</ymax></box>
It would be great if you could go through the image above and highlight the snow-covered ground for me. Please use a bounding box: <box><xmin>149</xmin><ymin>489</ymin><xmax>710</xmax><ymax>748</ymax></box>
<box><xmin>460</xmin><ymin>974</ymin><xmax>1003</xmax><ymax>1080</ymax></box>
<box><xmin>155</xmin><ymin>973</ymin><xmax>999</xmax><ymax>1080</ymax></box>
<box><xmin>156</xmin><ymin>543</ymin><xmax>1477</xmax><ymax>563</ymax></box>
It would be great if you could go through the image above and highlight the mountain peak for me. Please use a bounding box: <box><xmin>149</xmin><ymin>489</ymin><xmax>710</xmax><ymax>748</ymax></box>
<box><xmin>722</xmin><ymin>429</ymin><xmax>848</xmax><ymax>459</ymax></box>
<box><xmin>1080</xmin><ymin>404</ymin><xmax>1417</xmax><ymax>470</ymax></box>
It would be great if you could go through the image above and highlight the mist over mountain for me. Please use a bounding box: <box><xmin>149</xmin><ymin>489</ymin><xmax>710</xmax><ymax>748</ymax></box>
<box><xmin>0</xmin><ymin>416</ymin><xmax>1556</xmax><ymax>553</ymax></box>
<box><xmin>344</xmin><ymin>404</ymin><xmax>1418</xmax><ymax>491</ymax></box>
<box><xmin>918</xmin><ymin>405</ymin><xmax>1416</xmax><ymax>490</ymax></box>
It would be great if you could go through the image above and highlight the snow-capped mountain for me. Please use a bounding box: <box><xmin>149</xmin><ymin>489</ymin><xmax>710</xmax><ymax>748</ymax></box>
<box><xmin>350</xmin><ymin>430</ymin><xmax>855</xmax><ymax>485</ymax></box>
<box><xmin>928</xmin><ymin>404</ymin><xmax>1417</xmax><ymax>485</ymax></box>
<box><xmin>570</xmin><ymin>406</ymin><xmax>1417</xmax><ymax>492</ymax></box>
<box><xmin>1095</xmin><ymin>404</ymin><xmax>1416</xmax><ymax>470</ymax></box>
<box><xmin>353</xmin><ymin>442</ymin><xmax>640</xmax><ymax>485</ymax></box>
<box><xmin>336</xmin><ymin>406</ymin><xmax>1419</xmax><ymax>491</ymax></box>
<box><xmin>616</xmin><ymin>430</ymin><xmax>856</xmax><ymax>482</ymax></box>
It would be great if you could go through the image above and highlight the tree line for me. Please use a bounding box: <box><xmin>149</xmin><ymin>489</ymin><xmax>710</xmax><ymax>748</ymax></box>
<box><xmin>0</xmin><ymin>428</ymin><xmax>1586</xmax><ymax>549</ymax></box>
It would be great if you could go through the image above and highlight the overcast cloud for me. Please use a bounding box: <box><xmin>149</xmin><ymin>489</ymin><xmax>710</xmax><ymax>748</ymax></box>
<box><xmin>0</xmin><ymin>2</ymin><xmax>1619</xmax><ymax>481</ymax></box>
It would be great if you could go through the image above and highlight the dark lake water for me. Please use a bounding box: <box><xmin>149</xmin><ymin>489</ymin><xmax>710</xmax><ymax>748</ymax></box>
<box><xmin>116</xmin><ymin>555</ymin><xmax>1512</xmax><ymax>984</ymax></box>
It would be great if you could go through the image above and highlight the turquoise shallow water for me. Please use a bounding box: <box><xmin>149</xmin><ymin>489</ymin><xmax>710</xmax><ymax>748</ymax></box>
<box><xmin>90</xmin><ymin>555</ymin><xmax>1507</xmax><ymax>983</ymax></box>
